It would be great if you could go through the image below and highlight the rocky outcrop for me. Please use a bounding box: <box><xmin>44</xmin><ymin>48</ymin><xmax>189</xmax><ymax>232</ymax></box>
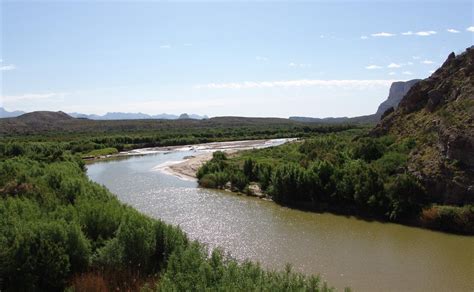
<box><xmin>372</xmin><ymin>46</ymin><xmax>474</xmax><ymax>204</ymax></box>
<box><xmin>375</xmin><ymin>79</ymin><xmax>420</xmax><ymax>117</ymax></box>
<box><xmin>247</xmin><ymin>183</ymin><xmax>266</xmax><ymax>198</ymax></box>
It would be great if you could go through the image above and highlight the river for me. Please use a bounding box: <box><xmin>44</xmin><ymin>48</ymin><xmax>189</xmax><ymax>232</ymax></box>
<box><xmin>86</xmin><ymin>140</ymin><xmax>474</xmax><ymax>291</ymax></box>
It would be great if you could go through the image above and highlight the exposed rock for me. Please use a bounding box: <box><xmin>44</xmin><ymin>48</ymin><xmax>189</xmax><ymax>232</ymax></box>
<box><xmin>443</xmin><ymin>133</ymin><xmax>474</xmax><ymax>169</ymax></box>
<box><xmin>381</xmin><ymin>107</ymin><xmax>394</xmax><ymax>120</ymax></box>
<box><xmin>375</xmin><ymin>79</ymin><xmax>421</xmax><ymax>117</ymax></box>
<box><xmin>247</xmin><ymin>183</ymin><xmax>266</xmax><ymax>198</ymax></box>
<box><xmin>426</xmin><ymin>89</ymin><xmax>444</xmax><ymax>112</ymax></box>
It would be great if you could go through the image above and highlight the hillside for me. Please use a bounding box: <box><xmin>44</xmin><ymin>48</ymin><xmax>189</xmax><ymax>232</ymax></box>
<box><xmin>290</xmin><ymin>79</ymin><xmax>420</xmax><ymax>124</ymax></box>
<box><xmin>17</xmin><ymin>111</ymin><xmax>73</xmax><ymax>122</ymax></box>
<box><xmin>372</xmin><ymin>46</ymin><xmax>474</xmax><ymax>204</ymax></box>
<box><xmin>289</xmin><ymin>114</ymin><xmax>378</xmax><ymax>124</ymax></box>
<box><xmin>0</xmin><ymin>111</ymin><xmax>75</xmax><ymax>134</ymax></box>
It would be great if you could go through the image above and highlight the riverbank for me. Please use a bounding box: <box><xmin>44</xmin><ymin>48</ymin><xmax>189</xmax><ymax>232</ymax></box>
<box><xmin>151</xmin><ymin>138</ymin><xmax>296</xmax><ymax>180</ymax></box>
<box><xmin>83</xmin><ymin>138</ymin><xmax>296</xmax><ymax>164</ymax></box>
<box><xmin>87</xmin><ymin>149</ymin><xmax>474</xmax><ymax>292</ymax></box>
<box><xmin>193</xmin><ymin>141</ymin><xmax>474</xmax><ymax>236</ymax></box>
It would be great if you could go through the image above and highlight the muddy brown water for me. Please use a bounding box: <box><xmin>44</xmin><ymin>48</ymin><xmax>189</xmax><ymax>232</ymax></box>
<box><xmin>87</xmin><ymin>141</ymin><xmax>474</xmax><ymax>291</ymax></box>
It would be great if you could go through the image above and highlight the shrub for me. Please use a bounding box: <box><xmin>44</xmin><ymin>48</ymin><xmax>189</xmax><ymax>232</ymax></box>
<box><xmin>421</xmin><ymin>205</ymin><xmax>474</xmax><ymax>234</ymax></box>
<box><xmin>352</xmin><ymin>138</ymin><xmax>386</xmax><ymax>162</ymax></box>
<box><xmin>4</xmin><ymin>222</ymin><xmax>74</xmax><ymax>290</ymax></box>
<box><xmin>116</xmin><ymin>212</ymin><xmax>157</xmax><ymax>271</ymax></box>
<box><xmin>230</xmin><ymin>171</ymin><xmax>249</xmax><ymax>191</ymax></box>
<box><xmin>386</xmin><ymin>174</ymin><xmax>426</xmax><ymax>220</ymax></box>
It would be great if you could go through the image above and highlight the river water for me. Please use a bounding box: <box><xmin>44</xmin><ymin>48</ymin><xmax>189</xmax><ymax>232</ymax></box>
<box><xmin>87</xmin><ymin>141</ymin><xmax>474</xmax><ymax>291</ymax></box>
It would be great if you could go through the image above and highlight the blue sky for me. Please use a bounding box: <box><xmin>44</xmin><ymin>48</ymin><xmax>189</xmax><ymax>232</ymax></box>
<box><xmin>1</xmin><ymin>0</ymin><xmax>473</xmax><ymax>118</ymax></box>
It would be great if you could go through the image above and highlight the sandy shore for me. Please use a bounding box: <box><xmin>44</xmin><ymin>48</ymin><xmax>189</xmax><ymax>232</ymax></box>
<box><xmin>154</xmin><ymin>138</ymin><xmax>295</xmax><ymax>180</ymax></box>
<box><xmin>167</xmin><ymin>153</ymin><xmax>213</xmax><ymax>180</ymax></box>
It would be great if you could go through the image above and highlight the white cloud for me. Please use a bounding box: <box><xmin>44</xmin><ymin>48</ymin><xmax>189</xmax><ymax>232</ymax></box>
<box><xmin>195</xmin><ymin>79</ymin><xmax>396</xmax><ymax>90</ymax></box>
<box><xmin>371</xmin><ymin>32</ymin><xmax>396</xmax><ymax>37</ymax></box>
<box><xmin>160</xmin><ymin>45</ymin><xmax>171</xmax><ymax>49</ymax></box>
<box><xmin>406</xmin><ymin>61</ymin><xmax>414</xmax><ymax>65</ymax></box>
<box><xmin>412</xmin><ymin>56</ymin><xmax>421</xmax><ymax>60</ymax></box>
<box><xmin>467</xmin><ymin>26</ymin><xmax>474</xmax><ymax>32</ymax></box>
<box><xmin>447</xmin><ymin>28</ymin><xmax>460</xmax><ymax>33</ymax></box>
<box><xmin>415</xmin><ymin>31</ymin><xmax>437</xmax><ymax>36</ymax></box>
<box><xmin>387</xmin><ymin>63</ymin><xmax>402</xmax><ymax>68</ymax></box>
<box><xmin>0</xmin><ymin>64</ymin><xmax>16</xmax><ymax>71</ymax></box>
<box><xmin>320</xmin><ymin>35</ymin><xmax>325</xmax><ymax>39</ymax></box>
<box><xmin>421</xmin><ymin>60</ymin><xmax>434</xmax><ymax>64</ymax></box>
<box><xmin>256</xmin><ymin>56</ymin><xmax>268</xmax><ymax>61</ymax></box>
<box><xmin>1</xmin><ymin>92</ymin><xmax>67</xmax><ymax>102</ymax></box>
<box><xmin>289</xmin><ymin>62</ymin><xmax>311</xmax><ymax>68</ymax></box>
<box><xmin>402</xmin><ymin>71</ymin><xmax>413</xmax><ymax>75</ymax></box>
<box><xmin>402</xmin><ymin>30</ymin><xmax>437</xmax><ymax>36</ymax></box>
<box><xmin>360</xmin><ymin>35</ymin><xmax>368</xmax><ymax>40</ymax></box>
<box><xmin>183</xmin><ymin>43</ymin><xmax>193</xmax><ymax>47</ymax></box>
<box><xmin>429</xmin><ymin>70</ymin><xmax>435</xmax><ymax>74</ymax></box>
<box><xmin>365</xmin><ymin>64</ymin><xmax>382</xmax><ymax>70</ymax></box>
<box><xmin>388</xmin><ymin>72</ymin><xmax>396</xmax><ymax>76</ymax></box>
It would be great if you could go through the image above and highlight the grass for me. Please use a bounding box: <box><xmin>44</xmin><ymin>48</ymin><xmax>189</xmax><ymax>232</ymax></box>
<box><xmin>82</xmin><ymin>147</ymin><xmax>119</xmax><ymax>158</ymax></box>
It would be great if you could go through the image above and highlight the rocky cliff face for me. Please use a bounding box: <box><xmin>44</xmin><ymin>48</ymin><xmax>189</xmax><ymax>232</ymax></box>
<box><xmin>375</xmin><ymin>79</ymin><xmax>420</xmax><ymax>117</ymax></box>
<box><xmin>290</xmin><ymin>80</ymin><xmax>419</xmax><ymax>124</ymax></box>
<box><xmin>372</xmin><ymin>46</ymin><xmax>474</xmax><ymax>204</ymax></box>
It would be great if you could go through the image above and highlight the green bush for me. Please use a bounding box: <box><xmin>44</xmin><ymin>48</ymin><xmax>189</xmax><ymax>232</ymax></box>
<box><xmin>421</xmin><ymin>205</ymin><xmax>474</xmax><ymax>234</ymax></box>
<box><xmin>2</xmin><ymin>221</ymin><xmax>90</xmax><ymax>290</ymax></box>
<box><xmin>386</xmin><ymin>174</ymin><xmax>426</xmax><ymax>220</ymax></box>
<box><xmin>352</xmin><ymin>138</ymin><xmax>386</xmax><ymax>162</ymax></box>
<box><xmin>116</xmin><ymin>212</ymin><xmax>157</xmax><ymax>271</ymax></box>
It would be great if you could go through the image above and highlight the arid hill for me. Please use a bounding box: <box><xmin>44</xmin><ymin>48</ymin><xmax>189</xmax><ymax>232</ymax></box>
<box><xmin>372</xmin><ymin>46</ymin><xmax>474</xmax><ymax>204</ymax></box>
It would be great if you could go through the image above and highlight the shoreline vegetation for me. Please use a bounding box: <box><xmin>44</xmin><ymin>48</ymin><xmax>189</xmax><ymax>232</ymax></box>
<box><xmin>195</xmin><ymin>131</ymin><xmax>473</xmax><ymax>235</ymax></box>
<box><xmin>0</xmin><ymin>139</ymin><xmax>340</xmax><ymax>291</ymax></box>
<box><xmin>0</xmin><ymin>124</ymin><xmax>353</xmax><ymax>291</ymax></box>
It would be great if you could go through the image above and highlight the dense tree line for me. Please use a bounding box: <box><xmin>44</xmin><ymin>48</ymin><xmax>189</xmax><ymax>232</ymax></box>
<box><xmin>1</xmin><ymin>123</ymin><xmax>358</xmax><ymax>158</ymax></box>
<box><xmin>197</xmin><ymin>131</ymin><xmax>473</xmax><ymax>234</ymax></box>
<box><xmin>0</xmin><ymin>143</ymin><xmax>337</xmax><ymax>290</ymax></box>
<box><xmin>0</xmin><ymin>126</ymin><xmax>360</xmax><ymax>189</ymax></box>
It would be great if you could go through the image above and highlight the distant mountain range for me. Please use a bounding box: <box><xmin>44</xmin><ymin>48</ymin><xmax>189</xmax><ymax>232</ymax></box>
<box><xmin>0</xmin><ymin>109</ymin><xmax>208</xmax><ymax>120</ymax></box>
<box><xmin>290</xmin><ymin>79</ymin><xmax>420</xmax><ymax>124</ymax></box>
<box><xmin>1</xmin><ymin>79</ymin><xmax>417</xmax><ymax>122</ymax></box>
<box><xmin>0</xmin><ymin>107</ymin><xmax>25</xmax><ymax>118</ymax></box>
<box><xmin>68</xmin><ymin>112</ymin><xmax>208</xmax><ymax>120</ymax></box>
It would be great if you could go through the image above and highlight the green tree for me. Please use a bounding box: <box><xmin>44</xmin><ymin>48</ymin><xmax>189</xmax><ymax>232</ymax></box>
<box><xmin>387</xmin><ymin>174</ymin><xmax>426</xmax><ymax>220</ymax></box>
